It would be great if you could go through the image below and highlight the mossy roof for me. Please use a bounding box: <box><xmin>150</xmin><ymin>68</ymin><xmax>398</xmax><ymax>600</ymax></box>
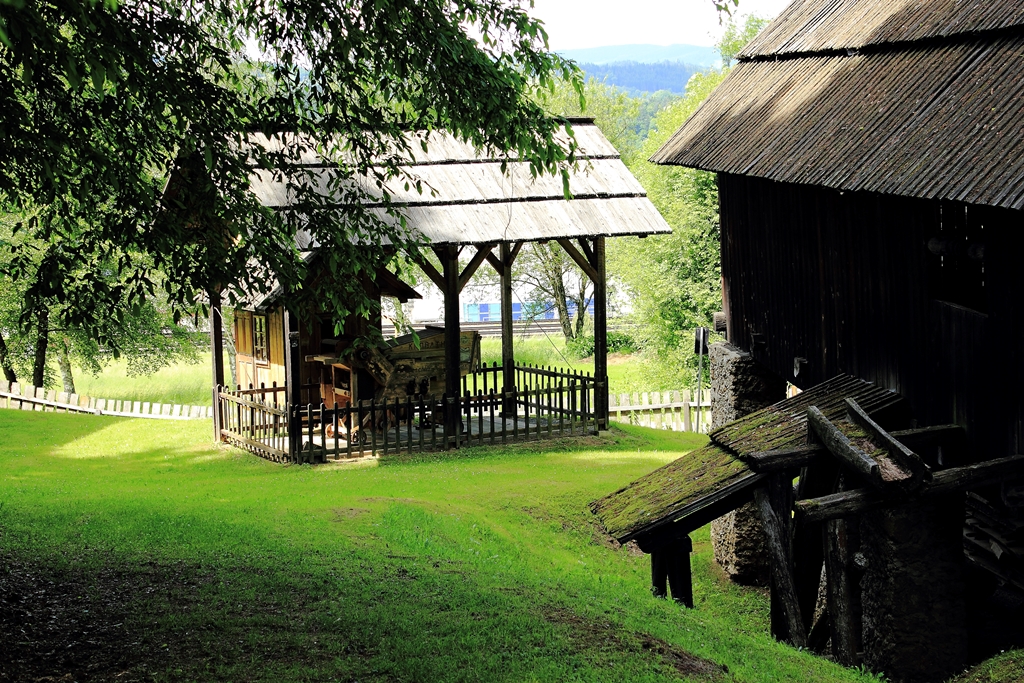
<box><xmin>591</xmin><ymin>443</ymin><xmax>755</xmax><ymax>542</ymax></box>
<box><xmin>591</xmin><ymin>374</ymin><xmax>906</xmax><ymax>542</ymax></box>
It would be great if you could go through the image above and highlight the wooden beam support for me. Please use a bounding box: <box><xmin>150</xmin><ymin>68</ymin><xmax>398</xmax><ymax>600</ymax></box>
<box><xmin>500</xmin><ymin>243</ymin><xmax>515</xmax><ymax>407</ymax></box>
<box><xmin>768</xmin><ymin>472</ymin><xmax>796</xmax><ymax>641</ymax></box>
<box><xmin>753</xmin><ymin>486</ymin><xmax>807</xmax><ymax>648</ymax></box>
<box><xmin>458</xmin><ymin>243</ymin><xmax>497</xmax><ymax>293</ymax></box>
<box><xmin>556</xmin><ymin>238</ymin><xmax>599</xmax><ymax>282</ymax></box>
<box><xmin>407</xmin><ymin>251</ymin><xmax>446</xmax><ymax>291</ymax></box>
<box><xmin>576</xmin><ymin>237</ymin><xmax>595</xmax><ymax>264</ymax></box>
<box><xmin>824</xmin><ymin>517</ymin><xmax>858</xmax><ymax>665</ymax></box>
<box><xmin>209</xmin><ymin>287</ymin><xmax>225</xmax><ymax>443</ymax></box>
<box><xmin>807</xmin><ymin>405</ymin><xmax>884</xmax><ymax>489</ymax></box>
<box><xmin>484</xmin><ymin>251</ymin><xmax>502</xmax><ymax>274</ymax></box>
<box><xmin>635</xmin><ymin>530</ymin><xmax>694</xmax><ymax>608</ymax></box>
<box><xmin>795</xmin><ymin>454</ymin><xmax>1024</xmax><ymax>523</ymax></box>
<box><xmin>441</xmin><ymin>245</ymin><xmax>462</xmax><ymax>445</ymax></box>
<box><xmin>592</xmin><ymin>236</ymin><xmax>608</xmax><ymax>430</ymax></box>
<box><xmin>846</xmin><ymin>398</ymin><xmax>931</xmax><ymax>487</ymax></box>
<box><xmin>284</xmin><ymin>309</ymin><xmax>303</xmax><ymax>459</ymax></box>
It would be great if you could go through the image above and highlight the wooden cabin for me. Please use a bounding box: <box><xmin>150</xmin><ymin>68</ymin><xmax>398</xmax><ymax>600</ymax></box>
<box><xmin>592</xmin><ymin>2</ymin><xmax>1024</xmax><ymax>680</ymax></box>
<box><xmin>210</xmin><ymin>119</ymin><xmax>672</xmax><ymax>459</ymax></box>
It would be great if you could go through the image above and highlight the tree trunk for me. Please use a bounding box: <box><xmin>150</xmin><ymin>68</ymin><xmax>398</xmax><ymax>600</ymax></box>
<box><xmin>0</xmin><ymin>330</ymin><xmax>16</xmax><ymax>382</ymax></box>
<box><xmin>58</xmin><ymin>337</ymin><xmax>76</xmax><ymax>394</ymax></box>
<box><xmin>32</xmin><ymin>305</ymin><xmax>49</xmax><ymax>388</ymax></box>
<box><xmin>552</xmin><ymin>275</ymin><xmax>574</xmax><ymax>341</ymax></box>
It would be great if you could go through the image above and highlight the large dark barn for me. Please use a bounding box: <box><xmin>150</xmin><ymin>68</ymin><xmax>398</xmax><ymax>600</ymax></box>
<box><xmin>593</xmin><ymin>1</ymin><xmax>1024</xmax><ymax>681</ymax></box>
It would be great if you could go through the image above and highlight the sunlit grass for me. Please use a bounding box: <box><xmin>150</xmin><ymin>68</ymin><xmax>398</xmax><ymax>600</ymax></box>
<box><xmin>72</xmin><ymin>355</ymin><xmax>219</xmax><ymax>406</ymax></box>
<box><xmin>0</xmin><ymin>409</ymin><xmax>882</xmax><ymax>682</ymax></box>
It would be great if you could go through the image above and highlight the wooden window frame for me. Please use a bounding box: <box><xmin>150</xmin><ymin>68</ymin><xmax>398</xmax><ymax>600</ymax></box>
<box><xmin>253</xmin><ymin>314</ymin><xmax>269</xmax><ymax>364</ymax></box>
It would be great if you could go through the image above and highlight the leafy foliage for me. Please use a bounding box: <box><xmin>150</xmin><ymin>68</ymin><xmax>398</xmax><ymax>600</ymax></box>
<box><xmin>0</xmin><ymin>0</ymin><xmax>583</xmax><ymax>350</ymax></box>
<box><xmin>610</xmin><ymin>16</ymin><xmax>767</xmax><ymax>389</ymax></box>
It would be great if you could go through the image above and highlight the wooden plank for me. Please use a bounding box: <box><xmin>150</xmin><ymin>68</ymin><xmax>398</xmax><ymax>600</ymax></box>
<box><xmin>807</xmin><ymin>406</ymin><xmax>884</xmax><ymax>489</ymax></box>
<box><xmin>753</xmin><ymin>486</ymin><xmax>807</xmax><ymax>648</ymax></box>
<box><xmin>795</xmin><ymin>454</ymin><xmax>1024</xmax><ymax>522</ymax></box>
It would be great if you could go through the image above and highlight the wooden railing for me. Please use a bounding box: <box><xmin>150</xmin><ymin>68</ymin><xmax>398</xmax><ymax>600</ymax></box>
<box><xmin>291</xmin><ymin>380</ymin><xmax>601</xmax><ymax>463</ymax></box>
<box><xmin>216</xmin><ymin>384</ymin><xmax>290</xmax><ymax>462</ymax></box>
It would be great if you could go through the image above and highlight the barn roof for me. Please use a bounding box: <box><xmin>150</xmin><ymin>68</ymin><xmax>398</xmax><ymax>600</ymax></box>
<box><xmin>651</xmin><ymin>0</ymin><xmax>1024</xmax><ymax>210</ymax></box>
<box><xmin>250</xmin><ymin>120</ymin><xmax>671</xmax><ymax>245</ymax></box>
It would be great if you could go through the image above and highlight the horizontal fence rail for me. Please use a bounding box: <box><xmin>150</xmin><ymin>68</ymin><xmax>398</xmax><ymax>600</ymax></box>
<box><xmin>608</xmin><ymin>389</ymin><xmax>711</xmax><ymax>432</ymax></box>
<box><xmin>0</xmin><ymin>380</ymin><xmax>213</xmax><ymax>420</ymax></box>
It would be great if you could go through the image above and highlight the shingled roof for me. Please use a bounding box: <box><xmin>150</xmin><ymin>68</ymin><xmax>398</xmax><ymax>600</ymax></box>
<box><xmin>250</xmin><ymin>119</ymin><xmax>671</xmax><ymax>246</ymax></box>
<box><xmin>651</xmin><ymin>0</ymin><xmax>1024</xmax><ymax>210</ymax></box>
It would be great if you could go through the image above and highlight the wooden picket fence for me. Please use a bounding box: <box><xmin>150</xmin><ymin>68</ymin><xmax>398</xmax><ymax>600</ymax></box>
<box><xmin>0</xmin><ymin>380</ymin><xmax>213</xmax><ymax>420</ymax></box>
<box><xmin>608</xmin><ymin>389</ymin><xmax>711</xmax><ymax>432</ymax></box>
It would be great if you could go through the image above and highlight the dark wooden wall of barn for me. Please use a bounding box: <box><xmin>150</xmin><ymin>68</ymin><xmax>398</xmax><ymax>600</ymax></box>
<box><xmin>719</xmin><ymin>173</ymin><xmax>1023</xmax><ymax>460</ymax></box>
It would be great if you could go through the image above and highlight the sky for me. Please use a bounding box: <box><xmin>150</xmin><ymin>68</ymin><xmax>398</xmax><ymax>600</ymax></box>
<box><xmin>528</xmin><ymin>0</ymin><xmax>792</xmax><ymax>50</ymax></box>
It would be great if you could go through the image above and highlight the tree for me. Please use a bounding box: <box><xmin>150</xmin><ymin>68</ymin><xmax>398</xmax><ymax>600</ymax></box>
<box><xmin>0</xmin><ymin>0</ymin><xmax>584</xmax><ymax>354</ymax></box>
<box><xmin>0</xmin><ymin>211</ymin><xmax>203</xmax><ymax>392</ymax></box>
<box><xmin>610</xmin><ymin>15</ymin><xmax>766</xmax><ymax>388</ymax></box>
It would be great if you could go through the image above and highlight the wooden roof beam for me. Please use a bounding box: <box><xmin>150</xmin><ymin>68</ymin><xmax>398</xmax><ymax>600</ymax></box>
<box><xmin>557</xmin><ymin>238</ymin><xmax>598</xmax><ymax>282</ymax></box>
<box><xmin>407</xmin><ymin>251</ymin><xmax>445</xmax><ymax>291</ymax></box>
<box><xmin>458</xmin><ymin>243</ymin><xmax>497</xmax><ymax>293</ymax></box>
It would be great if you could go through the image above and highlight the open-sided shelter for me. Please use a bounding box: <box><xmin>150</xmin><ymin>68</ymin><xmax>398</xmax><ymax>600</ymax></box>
<box><xmin>213</xmin><ymin>119</ymin><xmax>671</xmax><ymax>461</ymax></box>
<box><xmin>592</xmin><ymin>3</ymin><xmax>1024</xmax><ymax>680</ymax></box>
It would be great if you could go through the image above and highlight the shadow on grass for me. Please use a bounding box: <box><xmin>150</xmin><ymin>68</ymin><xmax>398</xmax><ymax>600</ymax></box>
<box><xmin>0</xmin><ymin>545</ymin><xmax>724</xmax><ymax>683</ymax></box>
<box><xmin>0</xmin><ymin>411</ymin><xmax>127</xmax><ymax>455</ymax></box>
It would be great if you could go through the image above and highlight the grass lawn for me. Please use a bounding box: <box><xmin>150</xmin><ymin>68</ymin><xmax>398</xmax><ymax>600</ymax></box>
<box><xmin>72</xmin><ymin>356</ymin><xmax>218</xmax><ymax>407</ymax></box>
<box><xmin>0</xmin><ymin>410</ymin><xmax>882</xmax><ymax>683</ymax></box>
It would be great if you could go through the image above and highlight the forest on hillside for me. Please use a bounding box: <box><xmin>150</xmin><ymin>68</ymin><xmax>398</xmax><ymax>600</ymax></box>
<box><xmin>577</xmin><ymin>61</ymin><xmax>701</xmax><ymax>95</ymax></box>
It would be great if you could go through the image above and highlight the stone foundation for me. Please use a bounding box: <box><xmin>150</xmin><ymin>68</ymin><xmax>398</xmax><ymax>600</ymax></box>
<box><xmin>708</xmin><ymin>342</ymin><xmax>786</xmax><ymax>585</ymax></box>
<box><xmin>859</xmin><ymin>499</ymin><xmax>968</xmax><ymax>683</ymax></box>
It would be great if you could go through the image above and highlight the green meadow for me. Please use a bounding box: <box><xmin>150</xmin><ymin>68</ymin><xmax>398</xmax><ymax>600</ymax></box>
<box><xmin>0</xmin><ymin>410</ymin><xmax>885</xmax><ymax>682</ymax></box>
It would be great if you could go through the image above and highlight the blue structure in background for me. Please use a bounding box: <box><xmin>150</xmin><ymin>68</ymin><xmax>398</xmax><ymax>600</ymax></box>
<box><xmin>462</xmin><ymin>301</ymin><xmax>594</xmax><ymax>322</ymax></box>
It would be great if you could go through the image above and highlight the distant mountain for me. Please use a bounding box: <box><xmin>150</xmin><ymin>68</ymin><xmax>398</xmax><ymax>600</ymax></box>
<box><xmin>578</xmin><ymin>61</ymin><xmax>700</xmax><ymax>95</ymax></box>
<box><xmin>558</xmin><ymin>44</ymin><xmax>720</xmax><ymax>67</ymax></box>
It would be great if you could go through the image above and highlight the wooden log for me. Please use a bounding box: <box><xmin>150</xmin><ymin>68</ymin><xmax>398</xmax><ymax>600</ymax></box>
<box><xmin>889</xmin><ymin>425</ymin><xmax>969</xmax><ymax>468</ymax></box>
<box><xmin>753</xmin><ymin>486</ymin><xmax>807</xmax><ymax>647</ymax></box>
<box><xmin>793</xmin><ymin>458</ymin><xmax>840</xmax><ymax>631</ymax></box>
<box><xmin>768</xmin><ymin>472</ymin><xmax>795</xmax><ymax>641</ymax></box>
<box><xmin>824</xmin><ymin>517</ymin><xmax>858</xmax><ymax>665</ymax></box>
<box><xmin>650</xmin><ymin>549</ymin><xmax>668</xmax><ymax>598</ymax></box>
<box><xmin>746</xmin><ymin>445</ymin><xmax>827</xmax><ymax>473</ymax></box>
<box><xmin>845</xmin><ymin>398</ymin><xmax>930</xmax><ymax>488</ymax></box>
<box><xmin>807</xmin><ymin>406</ymin><xmax>883</xmax><ymax>489</ymax></box>
<box><xmin>795</xmin><ymin>454</ymin><xmax>1024</xmax><ymax>522</ymax></box>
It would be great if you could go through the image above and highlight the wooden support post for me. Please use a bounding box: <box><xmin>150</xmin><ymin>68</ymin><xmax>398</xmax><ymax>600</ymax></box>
<box><xmin>638</xmin><ymin>530</ymin><xmax>694</xmax><ymax>608</ymax></box>
<box><xmin>768</xmin><ymin>472</ymin><xmax>795</xmax><ymax>641</ymax></box>
<box><xmin>500</xmin><ymin>243</ymin><xmax>516</xmax><ymax>415</ymax></box>
<box><xmin>650</xmin><ymin>549</ymin><xmax>668</xmax><ymax>598</ymax></box>
<box><xmin>667</xmin><ymin>535</ymin><xmax>694</xmax><ymax>608</ymax></box>
<box><xmin>592</xmin><ymin>236</ymin><xmax>608</xmax><ymax>430</ymax></box>
<box><xmin>284</xmin><ymin>310</ymin><xmax>302</xmax><ymax>460</ymax></box>
<box><xmin>824</xmin><ymin>517</ymin><xmax>858</xmax><ymax>665</ymax></box>
<box><xmin>793</xmin><ymin>459</ymin><xmax>840</xmax><ymax>631</ymax></box>
<box><xmin>442</xmin><ymin>245</ymin><xmax>462</xmax><ymax>445</ymax></box>
<box><xmin>209</xmin><ymin>287</ymin><xmax>225</xmax><ymax>442</ymax></box>
<box><xmin>753</xmin><ymin>486</ymin><xmax>807</xmax><ymax>648</ymax></box>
